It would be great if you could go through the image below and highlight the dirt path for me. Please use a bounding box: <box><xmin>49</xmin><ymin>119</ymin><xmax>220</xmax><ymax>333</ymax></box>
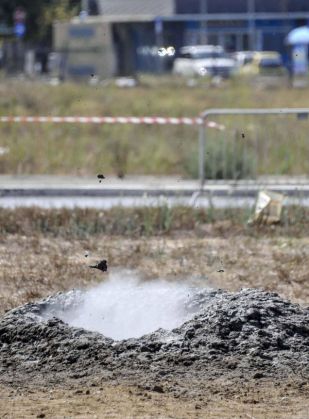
<box><xmin>1</xmin><ymin>381</ymin><xmax>309</xmax><ymax>419</ymax></box>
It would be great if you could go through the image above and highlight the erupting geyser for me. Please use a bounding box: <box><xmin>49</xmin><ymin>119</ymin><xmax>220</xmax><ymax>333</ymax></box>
<box><xmin>43</xmin><ymin>272</ymin><xmax>205</xmax><ymax>340</ymax></box>
<box><xmin>1</xmin><ymin>280</ymin><xmax>308</xmax><ymax>387</ymax></box>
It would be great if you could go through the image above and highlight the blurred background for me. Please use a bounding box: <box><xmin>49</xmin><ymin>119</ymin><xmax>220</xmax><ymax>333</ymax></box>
<box><xmin>0</xmin><ymin>1</ymin><xmax>308</xmax><ymax>186</ymax></box>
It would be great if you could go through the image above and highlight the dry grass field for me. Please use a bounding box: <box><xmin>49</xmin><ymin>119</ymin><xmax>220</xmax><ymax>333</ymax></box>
<box><xmin>0</xmin><ymin>77</ymin><xmax>309</xmax><ymax>178</ymax></box>
<box><xmin>1</xmin><ymin>223</ymin><xmax>309</xmax><ymax>314</ymax></box>
<box><xmin>1</xmin><ymin>381</ymin><xmax>308</xmax><ymax>418</ymax></box>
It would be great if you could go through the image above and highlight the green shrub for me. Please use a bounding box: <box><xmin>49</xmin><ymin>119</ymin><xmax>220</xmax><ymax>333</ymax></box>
<box><xmin>185</xmin><ymin>134</ymin><xmax>256</xmax><ymax>180</ymax></box>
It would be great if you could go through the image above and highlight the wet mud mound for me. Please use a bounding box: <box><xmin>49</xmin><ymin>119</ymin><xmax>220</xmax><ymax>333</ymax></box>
<box><xmin>0</xmin><ymin>288</ymin><xmax>309</xmax><ymax>386</ymax></box>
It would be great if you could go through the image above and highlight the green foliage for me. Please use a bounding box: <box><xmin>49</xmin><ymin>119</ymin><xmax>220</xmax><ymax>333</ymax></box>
<box><xmin>38</xmin><ymin>0</ymin><xmax>79</xmax><ymax>42</ymax></box>
<box><xmin>185</xmin><ymin>133</ymin><xmax>256</xmax><ymax>180</ymax></box>
<box><xmin>0</xmin><ymin>78</ymin><xmax>309</xmax><ymax>177</ymax></box>
<box><xmin>0</xmin><ymin>206</ymin><xmax>308</xmax><ymax>238</ymax></box>
<box><xmin>0</xmin><ymin>0</ymin><xmax>79</xmax><ymax>43</ymax></box>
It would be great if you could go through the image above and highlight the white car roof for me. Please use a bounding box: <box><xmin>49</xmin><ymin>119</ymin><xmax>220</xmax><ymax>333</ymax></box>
<box><xmin>180</xmin><ymin>45</ymin><xmax>224</xmax><ymax>54</ymax></box>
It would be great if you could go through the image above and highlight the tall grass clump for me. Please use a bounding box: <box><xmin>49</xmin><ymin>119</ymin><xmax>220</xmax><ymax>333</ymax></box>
<box><xmin>0</xmin><ymin>206</ymin><xmax>308</xmax><ymax>238</ymax></box>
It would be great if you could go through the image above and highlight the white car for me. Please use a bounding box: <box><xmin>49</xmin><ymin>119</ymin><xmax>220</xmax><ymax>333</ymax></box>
<box><xmin>232</xmin><ymin>51</ymin><xmax>255</xmax><ymax>68</ymax></box>
<box><xmin>173</xmin><ymin>45</ymin><xmax>236</xmax><ymax>78</ymax></box>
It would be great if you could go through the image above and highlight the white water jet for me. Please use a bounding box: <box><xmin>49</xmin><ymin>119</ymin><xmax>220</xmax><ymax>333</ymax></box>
<box><xmin>58</xmin><ymin>271</ymin><xmax>200</xmax><ymax>340</ymax></box>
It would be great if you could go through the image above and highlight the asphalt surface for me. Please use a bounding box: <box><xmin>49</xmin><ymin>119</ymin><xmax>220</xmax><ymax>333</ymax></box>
<box><xmin>0</xmin><ymin>175</ymin><xmax>308</xmax><ymax>208</ymax></box>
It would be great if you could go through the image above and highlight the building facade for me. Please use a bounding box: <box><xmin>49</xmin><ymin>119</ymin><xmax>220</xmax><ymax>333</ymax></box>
<box><xmin>54</xmin><ymin>0</ymin><xmax>309</xmax><ymax>77</ymax></box>
<box><xmin>174</xmin><ymin>0</ymin><xmax>309</xmax><ymax>54</ymax></box>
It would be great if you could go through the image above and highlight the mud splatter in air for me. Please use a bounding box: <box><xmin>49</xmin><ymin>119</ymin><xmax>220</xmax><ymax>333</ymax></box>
<box><xmin>97</xmin><ymin>174</ymin><xmax>105</xmax><ymax>183</ymax></box>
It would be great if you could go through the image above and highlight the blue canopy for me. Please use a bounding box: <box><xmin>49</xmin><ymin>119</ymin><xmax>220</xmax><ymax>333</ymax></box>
<box><xmin>286</xmin><ymin>26</ymin><xmax>309</xmax><ymax>45</ymax></box>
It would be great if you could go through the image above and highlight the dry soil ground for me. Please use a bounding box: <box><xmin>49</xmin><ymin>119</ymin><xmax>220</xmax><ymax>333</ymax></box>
<box><xmin>0</xmin><ymin>230</ymin><xmax>309</xmax><ymax>418</ymax></box>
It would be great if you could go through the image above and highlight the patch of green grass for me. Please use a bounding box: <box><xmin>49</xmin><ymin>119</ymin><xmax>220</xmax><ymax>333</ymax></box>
<box><xmin>185</xmin><ymin>130</ymin><xmax>256</xmax><ymax>180</ymax></box>
<box><xmin>0</xmin><ymin>77</ymin><xmax>308</xmax><ymax>177</ymax></box>
<box><xmin>0</xmin><ymin>206</ymin><xmax>308</xmax><ymax>238</ymax></box>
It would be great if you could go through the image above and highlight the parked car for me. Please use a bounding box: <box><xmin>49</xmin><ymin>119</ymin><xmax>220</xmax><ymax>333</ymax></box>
<box><xmin>233</xmin><ymin>51</ymin><xmax>255</xmax><ymax>68</ymax></box>
<box><xmin>173</xmin><ymin>45</ymin><xmax>236</xmax><ymax>78</ymax></box>
<box><xmin>237</xmin><ymin>51</ymin><xmax>286</xmax><ymax>76</ymax></box>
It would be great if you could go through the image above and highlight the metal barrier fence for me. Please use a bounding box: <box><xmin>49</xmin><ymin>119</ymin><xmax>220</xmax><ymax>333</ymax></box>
<box><xmin>1</xmin><ymin>110</ymin><xmax>309</xmax><ymax>193</ymax></box>
<box><xmin>198</xmin><ymin>108</ymin><xmax>309</xmax><ymax>189</ymax></box>
<box><xmin>0</xmin><ymin>114</ymin><xmax>223</xmax><ymax>181</ymax></box>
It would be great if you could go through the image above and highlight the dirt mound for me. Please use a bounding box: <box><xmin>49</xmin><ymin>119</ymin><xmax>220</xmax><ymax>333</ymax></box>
<box><xmin>0</xmin><ymin>288</ymin><xmax>308</xmax><ymax>388</ymax></box>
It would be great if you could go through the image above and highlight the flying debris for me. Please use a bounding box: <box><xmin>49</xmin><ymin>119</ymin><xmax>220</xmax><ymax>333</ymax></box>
<box><xmin>97</xmin><ymin>174</ymin><xmax>105</xmax><ymax>183</ymax></box>
<box><xmin>89</xmin><ymin>259</ymin><xmax>108</xmax><ymax>272</ymax></box>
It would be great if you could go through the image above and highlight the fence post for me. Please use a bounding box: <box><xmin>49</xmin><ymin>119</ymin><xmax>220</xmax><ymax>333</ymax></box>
<box><xmin>199</xmin><ymin>121</ymin><xmax>206</xmax><ymax>189</ymax></box>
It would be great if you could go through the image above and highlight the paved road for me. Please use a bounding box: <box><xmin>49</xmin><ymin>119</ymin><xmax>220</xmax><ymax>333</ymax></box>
<box><xmin>0</xmin><ymin>175</ymin><xmax>308</xmax><ymax>208</ymax></box>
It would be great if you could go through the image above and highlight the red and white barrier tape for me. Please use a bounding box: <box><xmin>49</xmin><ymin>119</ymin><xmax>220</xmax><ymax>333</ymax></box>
<box><xmin>0</xmin><ymin>116</ymin><xmax>225</xmax><ymax>130</ymax></box>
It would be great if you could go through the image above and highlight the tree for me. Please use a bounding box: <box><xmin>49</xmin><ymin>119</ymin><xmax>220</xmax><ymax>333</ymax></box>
<box><xmin>0</xmin><ymin>0</ymin><xmax>80</xmax><ymax>44</ymax></box>
<box><xmin>38</xmin><ymin>0</ymin><xmax>80</xmax><ymax>44</ymax></box>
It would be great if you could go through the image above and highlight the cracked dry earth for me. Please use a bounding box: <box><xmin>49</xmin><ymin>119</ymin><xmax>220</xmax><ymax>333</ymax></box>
<box><xmin>0</xmin><ymin>232</ymin><xmax>309</xmax><ymax>418</ymax></box>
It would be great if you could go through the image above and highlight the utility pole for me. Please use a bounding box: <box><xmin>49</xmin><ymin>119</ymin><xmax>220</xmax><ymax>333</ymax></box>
<box><xmin>248</xmin><ymin>0</ymin><xmax>256</xmax><ymax>50</ymax></box>
<box><xmin>81</xmin><ymin>0</ymin><xmax>88</xmax><ymax>13</ymax></box>
<box><xmin>155</xmin><ymin>18</ymin><xmax>164</xmax><ymax>73</ymax></box>
<box><xmin>13</xmin><ymin>7</ymin><xmax>26</xmax><ymax>73</ymax></box>
<box><xmin>200</xmin><ymin>0</ymin><xmax>208</xmax><ymax>45</ymax></box>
